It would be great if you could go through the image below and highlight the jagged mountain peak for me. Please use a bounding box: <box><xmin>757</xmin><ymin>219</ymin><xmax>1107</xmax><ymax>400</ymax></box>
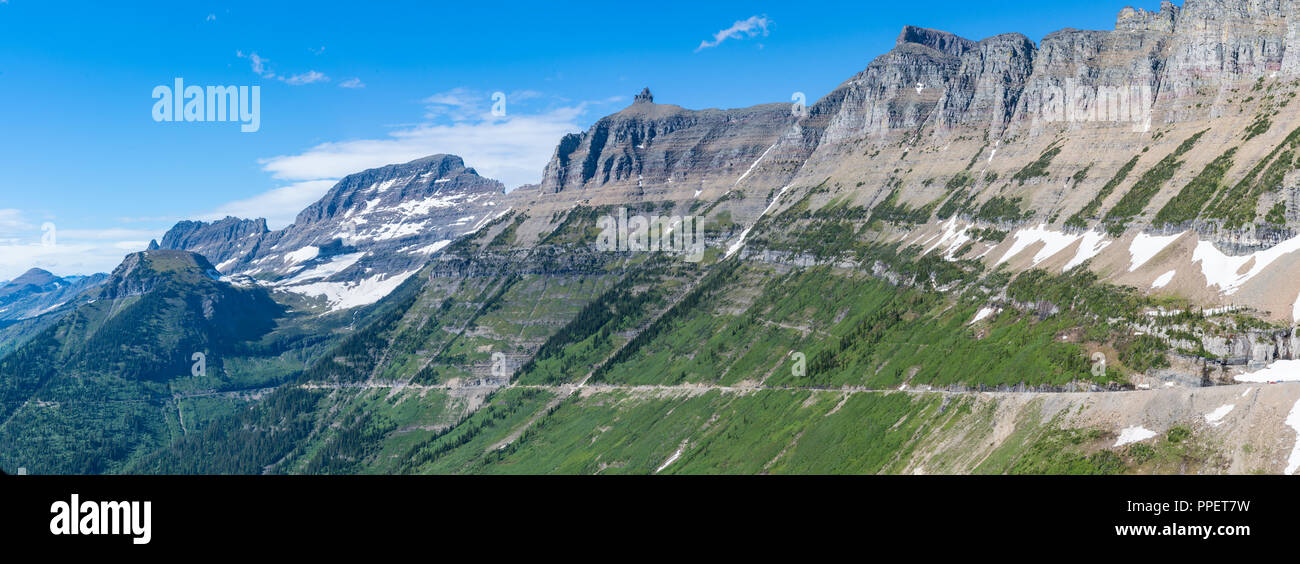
<box><xmin>895</xmin><ymin>25</ymin><xmax>978</xmax><ymax>57</ymax></box>
<box><xmin>295</xmin><ymin>153</ymin><xmax>503</xmax><ymax>225</ymax></box>
<box><xmin>159</xmin><ymin>153</ymin><xmax>511</xmax><ymax>313</ymax></box>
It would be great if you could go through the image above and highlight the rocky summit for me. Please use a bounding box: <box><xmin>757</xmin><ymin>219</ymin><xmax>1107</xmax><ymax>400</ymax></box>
<box><xmin>160</xmin><ymin>154</ymin><xmax>509</xmax><ymax>312</ymax></box>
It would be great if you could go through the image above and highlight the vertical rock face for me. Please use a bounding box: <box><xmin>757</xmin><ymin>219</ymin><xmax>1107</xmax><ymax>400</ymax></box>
<box><xmin>817</xmin><ymin>27</ymin><xmax>971</xmax><ymax>144</ymax></box>
<box><xmin>1161</xmin><ymin>0</ymin><xmax>1286</xmax><ymax>100</ymax></box>
<box><xmin>1116</xmin><ymin>2</ymin><xmax>1179</xmax><ymax>33</ymax></box>
<box><xmin>935</xmin><ymin>33</ymin><xmax>1037</xmax><ymax>134</ymax></box>
<box><xmin>160</xmin><ymin>217</ymin><xmax>270</xmax><ymax>269</ymax></box>
<box><xmin>764</xmin><ymin>2</ymin><xmax>1297</xmax><ymax>155</ymax></box>
<box><xmin>535</xmin><ymin>90</ymin><xmax>798</xmax><ymax>202</ymax></box>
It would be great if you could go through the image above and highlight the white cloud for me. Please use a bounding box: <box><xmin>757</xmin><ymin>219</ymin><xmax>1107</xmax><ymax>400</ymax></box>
<box><xmin>206</xmin><ymin>13</ymin><xmax>216</xmax><ymax>22</ymax></box>
<box><xmin>56</xmin><ymin>228</ymin><xmax>168</xmax><ymax>241</ymax></box>
<box><xmin>339</xmin><ymin>77</ymin><xmax>365</xmax><ymax>89</ymax></box>
<box><xmin>0</xmin><ymin>209</ymin><xmax>32</xmax><ymax>235</ymax></box>
<box><xmin>236</xmin><ymin>51</ymin><xmax>329</xmax><ymax>85</ymax></box>
<box><xmin>0</xmin><ymin>242</ymin><xmax>147</xmax><ymax>280</ymax></box>
<box><xmin>282</xmin><ymin>70</ymin><xmax>329</xmax><ymax>85</ymax></box>
<box><xmin>696</xmin><ymin>15</ymin><xmax>770</xmax><ymax>52</ymax></box>
<box><xmin>260</xmin><ymin>92</ymin><xmax>590</xmax><ymax>190</ymax></box>
<box><xmin>421</xmin><ymin>87</ymin><xmax>483</xmax><ymax>121</ymax></box>
<box><xmin>197</xmin><ymin>180</ymin><xmax>338</xmax><ymax>229</ymax></box>
<box><xmin>0</xmin><ymin>211</ymin><xmax>164</xmax><ymax>279</ymax></box>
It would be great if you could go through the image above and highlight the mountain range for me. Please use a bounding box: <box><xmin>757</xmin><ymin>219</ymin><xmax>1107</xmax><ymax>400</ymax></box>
<box><xmin>7</xmin><ymin>0</ymin><xmax>1300</xmax><ymax>475</ymax></box>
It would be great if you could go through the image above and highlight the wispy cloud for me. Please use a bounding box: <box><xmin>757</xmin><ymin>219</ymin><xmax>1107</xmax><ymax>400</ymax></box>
<box><xmin>205</xmin><ymin>13</ymin><xmax>216</xmax><ymax>22</ymax></box>
<box><xmin>0</xmin><ymin>210</ymin><xmax>166</xmax><ymax>279</ymax></box>
<box><xmin>282</xmin><ymin>70</ymin><xmax>328</xmax><ymax>85</ymax></box>
<box><xmin>695</xmin><ymin>15</ymin><xmax>770</xmax><ymax>52</ymax></box>
<box><xmin>236</xmin><ymin>51</ymin><xmax>330</xmax><ymax>85</ymax></box>
<box><xmin>0</xmin><ymin>209</ymin><xmax>32</xmax><ymax>235</ymax></box>
<box><xmin>421</xmin><ymin>87</ymin><xmax>484</xmax><ymax>121</ymax></box>
<box><xmin>339</xmin><ymin>77</ymin><xmax>365</xmax><ymax>89</ymax></box>
<box><xmin>258</xmin><ymin>89</ymin><xmax>622</xmax><ymax>190</ymax></box>
<box><xmin>197</xmin><ymin>180</ymin><xmax>338</xmax><ymax>229</ymax></box>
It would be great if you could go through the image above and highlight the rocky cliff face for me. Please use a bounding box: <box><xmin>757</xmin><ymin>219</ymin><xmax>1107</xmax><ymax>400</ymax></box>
<box><xmin>160</xmin><ymin>217</ymin><xmax>269</xmax><ymax>269</ymax></box>
<box><xmin>533</xmin><ymin>89</ymin><xmax>798</xmax><ymax>202</ymax></box>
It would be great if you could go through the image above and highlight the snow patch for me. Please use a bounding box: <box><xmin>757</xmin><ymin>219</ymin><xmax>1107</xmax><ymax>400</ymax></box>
<box><xmin>287</xmin><ymin>269</ymin><xmax>420</xmax><ymax>312</ymax></box>
<box><xmin>279</xmin><ymin>252</ymin><xmax>365</xmax><ymax>285</ymax></box>
<box><xmin>1204</xmin><ymin>404</ymin><xmax>1234</xmax><ymax>426</ymax></box>
<box><xmin>1285</xmin><ymin>399</ymin><xmax>1300</xmax><ymax>475</ymax></box>
<box><xmin>996</xmin><ymin>224</ymin><xmax>1082</xmax><ymax>267</ymax></box>
<box><xmin>1193</xmin><ymin>232</ymin><xmax>1300</xmax><ymax>295</ymax></box>
<box><xmin>408</xmin><ymin>240</ymin><xmax>451</xmax><ymax>256</ymax></box>
<box><xmin>922</xmin><ymin>218</ymin><xmax>971</xmax><ymax>259</ymax></box>
<box><xmin>1128</xmin><ymin>232</ymin><xmax>1183</xmax><ymax>272</ymax></box>
<box><xmin>655</xmin><ymin>446</ymin><xmax>685</xmax><ymax>474</ymax></box>
<box><xmin>969</xmin><ymin>306</ymin><xmax>999</xmax><ymax>325</ymax></box>
<box><xmin>392</xmin><ymin>193</ymin><xmax>468</xmax><ymax>216</ymax></box>
<box><xmin>373</xmin><ymin>177</ymin><xmax>405</xmax><ymax>193</ymax></box>
<box><xmin>1151</xmin><ymin>270</ymin><xmax>1176</xmax><ymax>289</ymax></box>
<box><xmin>1062</xmin><ymin>231</ymin><xmax>1110</xmax><ymax>271</ymax></box>
<box><xmin>733</xmin><ymin>141</ymin><xmax>779</xmax><ymax>187</ymax></box>
<box><xmin>727</xmin><ymin>183</ymin><xmax>793</xmax><ymax>259</ymax></box>
<box><xmin>285</xmin><ymin>246</ymin><xmax>320</xmax><ymax>265</ymax></box>
<box><xmin>1234</xmin><ymin>359</ymin><xmax>1300</xmax><ymax>383</ymax></box>
<box><xmin>1114</xmin><ymin>425</ymin><xmax>1157</xmax><ymax>447</ymax></box>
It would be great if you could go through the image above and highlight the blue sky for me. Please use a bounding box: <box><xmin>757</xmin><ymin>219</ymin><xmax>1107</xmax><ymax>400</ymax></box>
<box><xmin>0</xmin><ymin>0</ymin><xmax>1166</xmax><ymax>279</ymax></box>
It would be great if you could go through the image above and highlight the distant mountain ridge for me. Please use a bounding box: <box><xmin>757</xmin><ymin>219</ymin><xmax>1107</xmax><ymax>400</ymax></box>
<box><xmin>0</xmin><ymin>268</ymin><xmax>106</xmax><ymax>322</ymax></box>
<box><xmin>159</xmin><ymin>154</ymin><xmax>509</xmax><ymax>312</ymax></box>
